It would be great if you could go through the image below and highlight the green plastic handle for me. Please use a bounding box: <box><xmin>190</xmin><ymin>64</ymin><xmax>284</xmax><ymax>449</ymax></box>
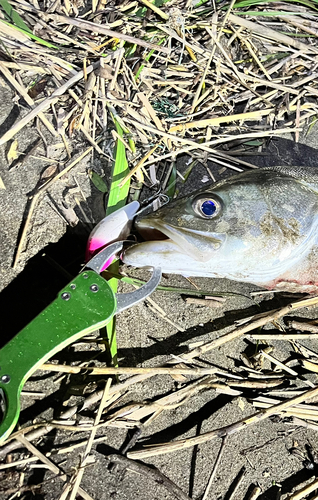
<box><xmin>0</xmin><ymin>270</ymin><xmax>116</xmax><ymax>444</ymax></box>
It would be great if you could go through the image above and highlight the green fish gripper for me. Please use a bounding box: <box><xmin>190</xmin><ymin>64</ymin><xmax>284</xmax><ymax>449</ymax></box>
<box><xmin>0</xmin><ymin>270</ymin><xmax>116</xmax><ymax>444</ymax></box>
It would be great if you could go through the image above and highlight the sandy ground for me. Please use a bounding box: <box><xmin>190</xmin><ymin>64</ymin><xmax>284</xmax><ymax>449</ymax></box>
<box><xmin>1</xmin><ymin>76</ymin><xmax>318</xmax><ymax>500</ymax></box>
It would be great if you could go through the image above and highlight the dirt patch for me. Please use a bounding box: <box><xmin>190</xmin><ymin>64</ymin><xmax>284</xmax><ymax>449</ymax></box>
<box><xmin>2</xmin><ymin>77</ymin><xmax>318</xmax><ymax>500</ymax></box>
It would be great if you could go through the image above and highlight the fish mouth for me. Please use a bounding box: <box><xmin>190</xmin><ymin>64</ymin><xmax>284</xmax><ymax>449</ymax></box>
<box><xmin>134</xmin><ymin>217</ymin><xmax>226</xmax><ymax>262</ymax></box>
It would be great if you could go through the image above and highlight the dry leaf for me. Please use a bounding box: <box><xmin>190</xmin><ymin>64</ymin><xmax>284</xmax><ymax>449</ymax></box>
<box><xmin>7</xmin><ymin>139</ymin><xmax>19</xmax><ymax>162</ymax></box>
<box><xmin>57</xmin><ymin>203</ymin><xmax>79</xmax><ymax>226</ymax></box>
<box><xmin>0</xmin><ymin>175</ymin><xmax>5</xmax><ymax>189</ymax></box>
<box><xmin>41</xmin><ymin>164</ymin><xmax>58</xmax><ymax>181</ymax></box>
<box><xmin>69</xmin><ymin>115</ymin><xmax>81</xmax><ymax>135</ymax></box>
<box><xmin>238</xmin><ymin>397</ymin><xmax>245</xmax><ymax>412</ymax></box>
<box><xmin>28</xmin><ymin>78</ymin><xmax>47</xmax><ymax>99</ymax></box>
<box><xmin>98</xmin><ymin>64</ymin><xmax>113</xmax><ymax>80</ymax></box>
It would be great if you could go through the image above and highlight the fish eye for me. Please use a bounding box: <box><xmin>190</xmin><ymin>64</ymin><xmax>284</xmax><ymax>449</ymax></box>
<box><xmin>192</xmin><ymin>195</ymin><xmax>221</xmax><ymax>219</ymax></box>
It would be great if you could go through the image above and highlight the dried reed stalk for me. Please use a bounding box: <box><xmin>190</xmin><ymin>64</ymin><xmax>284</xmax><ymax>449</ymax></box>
<box><xmin>127</xmin><ymin>384</ymin><xmax>318</xmax><ymax>459</ymax></box>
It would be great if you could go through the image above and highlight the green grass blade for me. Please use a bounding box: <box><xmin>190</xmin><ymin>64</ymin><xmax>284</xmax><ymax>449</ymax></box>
<box><xmin>0</xmin><ymin>1</ymin><xmax>58</xmax><ymax>49</ymax></box>
<box><xmin>88</xmin><ymin>169</ymin><xmax>108</xmax><ymax>193</ymax></box>
<box><xmin>233</xmin><ymin>9</ymin><xmax>318</xmax><ymax>15</ymax></box>
<box><xmin>306</xmin><ymin>115</ymin><xmax>318</xmax><ymax>135</ymax></box>
<box><xmin>135</xmin><ymin>0</ymin><xmax>169</xmax><ymax>17</ymax></box>
<box><xmin>135</xmin><ymin>37</ymin><xmax>165</xmax><ymax>81</ymax></box>
<box><xmin>104</xmin><ymin>119</ymin><xmax>131</xmax><ymax>367</ymax></box>
<box><xmin>0</xmin><ymin>0</ymin><xmax>32</xmax><ymax>33</ymax></box>
<box><xmin>106</xmin><ymin>121</ymin><xmax>130</xmax><ymax>215</ymax></box>
<box><xmin>233</xmin><ymin>0</ymin><xmax>318</xmax><ymax>9</ymax></box>
<box><xmin>0</xmin><ymin>20</ymin><xmax>58</xmax><ymax>48</ymax></box>
<box><xmin>103</xmin><ymin>270</ymin><xmax>254</xmax><ymax>301</ymax></box>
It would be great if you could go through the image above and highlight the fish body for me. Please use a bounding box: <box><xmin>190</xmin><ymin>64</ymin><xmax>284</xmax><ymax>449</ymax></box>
<box><xmin>123</xmin><ymin>166</ymin><xmax>318</xmax><ymax>293</ymax></box>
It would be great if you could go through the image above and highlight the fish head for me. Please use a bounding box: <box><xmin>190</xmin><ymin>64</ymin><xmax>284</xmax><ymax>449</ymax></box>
<box><xmin>134</xmin><ymin>190</ymin><xmax>226</xmax><ymax>262</ymax></box>
<box><xmin>123</xmin><ymin>167</ymin><xmax>318</xmax><ymax>285</ymax></box>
